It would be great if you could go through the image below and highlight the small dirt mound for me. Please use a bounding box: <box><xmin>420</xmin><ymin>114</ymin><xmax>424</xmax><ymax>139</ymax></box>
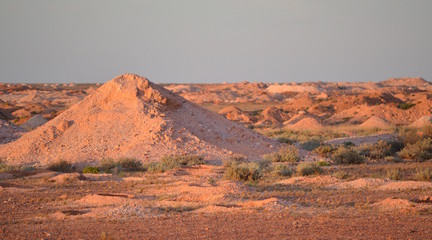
<box><xmin>411</xmin><ymin>116</ymin><xmax>432</xmax><ymax>128</ymax></box>
<box><xmin>359</xmin><ymin>116</ymin><xmax>392</xmax><ymax>129</ymax></box>
<box><xmin>331</xmin><ymin>178</ymin><xmax>388</xmax><ymax>190</ymax></box>
<box><xmin>256</xmin><ymin>107</ymin><xmax>286</xmax><ymax>125</ymax></box>
<box><xmin>287</xmin><ymin>117</ymin><xmax>324</xmax><ymax>131</ymax></box>
<box><xmin>218</xmin><ymin>106</ymin><xmax>252</xmax><ymax>123</ymax></box>
<box><xmin>49</xmin><ymin>173</ymin><xmax>86</xmax><ymax>183</ymax></box>
<box><xmin>372</xmin><ymin>198</ymin><xmax>416</xmax><ymax>212</ymax></box>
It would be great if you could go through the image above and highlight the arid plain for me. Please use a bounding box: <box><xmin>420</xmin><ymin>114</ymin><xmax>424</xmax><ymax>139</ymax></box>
<box><xmin>2</xmin><ymin>74</ymin><xmax>432</xmax><ymax>239</ymax></box>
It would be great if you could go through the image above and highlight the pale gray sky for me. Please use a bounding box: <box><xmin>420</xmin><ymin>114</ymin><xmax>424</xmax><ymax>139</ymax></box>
<box><xmin>1</xmin><ymin>0</ymin><xmax>431</xmax><ymax>83</ymax></box>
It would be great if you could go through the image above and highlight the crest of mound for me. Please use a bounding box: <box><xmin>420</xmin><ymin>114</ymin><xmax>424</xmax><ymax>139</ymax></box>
<box><xmin>359</xmin><ymin>116</ymin><xmax>392</xmax><ymax>129</ymax></box>
<box><xmin>286</xmin><ymin>117</ymin><xmax>324</xmax><ymax>131</ymax></box>
<box><xmin>0</xmin><ymin>74</ymin><xmax>278</xmax><ymax>166</ymax></box>
<box><xmin>411</xmin><ymin>116</ymin><xmax>432</xmax><ymax>128</ymax></box>
<box><xmin>380</xmin><ymin>77</ymin><xmax>429</xmax><ymax>87</ymax></box>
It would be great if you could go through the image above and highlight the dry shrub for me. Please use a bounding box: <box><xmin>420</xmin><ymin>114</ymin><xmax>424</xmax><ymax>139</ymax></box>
<box><xmin>147</xmin><ymin>154</ymin><xmax>205</xmax><ymax>173</ymax></box>
<box><xmin>223</xmin><ymin>161</ymin><xmax>263</xmax><ymax>181</ymax></box>
<box><xmin>263</xmin><ymin>145</ymin><xmax>299</xmax><ymax>163</ymax></box>
<box><xmin>47</xmin><ymin>160</ymin><xmax>73</xmax><ymax>173</ymax></box>
<box><xmin>398</xmin><ymin>138</ymin><xmax>432</xmax><ymax>162</ymax></box>
<box><xmin>273</xmin><ymin>164</ymin><xmax>294</xmax><ymax>177</ymax></box>
<box><xmin>296</xmin><ymin>162</ymin><xmax>321</xmax><ymax>176</ymax></box>
<box><xmin>314</xmin><ymin>145</ymin><xmax>336</xmax><ymax>158</ymax></box>
<box><xmin>414</xmin><ymin>167</ymin><xmax>432</xmax><ymax>181</ymax></box>
<box><xmin>331</xmin><ymin>147</ymin><xmax>364</xmax><ymax>164</ymax></box>
<box><xmin>387</xmin><ymin>168</ymin><xmax>403</xmax><ymax>180</ymax></box>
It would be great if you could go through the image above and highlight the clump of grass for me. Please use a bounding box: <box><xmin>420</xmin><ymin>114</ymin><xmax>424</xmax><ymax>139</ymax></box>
<box><xmin>82</xmin><ymin>166</ymin><xmax>100</xmax><ymax>174</ymax></box>
<box><xmin>277</xmin><ymin>137</ymin><xmax>293</xmax><ymax>144</ymax></box>
<box><xmin>332</xmin><ymin>170</ymin><xmax>348</xmax><ymax>179</ymax></box>
<box><xmin>387</xmin><ymin>168</ymin><xmax>403</xmax><ymax>180</ymax></box>
<box><xmin>331</xmin><ymin>146</ymin><xmax>364</xmax><ymax>165</ymax></box>
<box><xmin>147</xmin><ymin>154</ymin><xmax>205</xmax><ymax>173</ymax></box>
<box><xmin>99</xmin><ymin>158</ymin><xmax>117</xmax><ymax>173</ymax></box>
<box><xmin>263</xmin><ymin>145</ymin><xmax>299</xmax><ymax>163</ymax></box>
<box><xmin>314</xmin><ymin>145</ymin><xmax>336</xmax><ymax>158</ymax></box>
<box><xmin>316</xmin><ymin>160</ymin><xmax>330</xmax><ymax>166</ymax></box>
<box><xmin>296</xmin><ymin>162</ymin><xmax>321</xmax><ymax>176</ymax></box>
<box><xmin>273</xmin><ymin>164</ymin><xmax>294</xmax><ymax>177</ymax></box>
<box><xmin>47</xmin><ymin>160</ymin><xmax>73</xmax><ymax>173</ymax></box>
<box><xmin>398</xmin><ymin>138</ymin><xmax>432</xmax><ymax>162</ymax></box>
<box><xmin>414</xmin><ymin>167</ymin><xmax>432</xmax><ymax>181</ymax></box>
<box><xmin>223</xmin><ymin>161</ymin><xmax>263</xmax><ymax>181</ymax></box>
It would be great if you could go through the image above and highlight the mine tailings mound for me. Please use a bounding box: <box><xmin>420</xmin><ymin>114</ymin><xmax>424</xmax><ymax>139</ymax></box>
<box><xmin>0</xmin><ymin>74</ymin><xmax>278</xmax><ymax>166</ymax></box>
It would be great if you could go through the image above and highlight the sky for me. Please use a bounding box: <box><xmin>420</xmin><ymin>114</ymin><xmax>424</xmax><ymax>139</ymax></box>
<box><xmin>0</xmin><ymin>0</ymin><xmax>431</xmax><ymax>84</ymax></box>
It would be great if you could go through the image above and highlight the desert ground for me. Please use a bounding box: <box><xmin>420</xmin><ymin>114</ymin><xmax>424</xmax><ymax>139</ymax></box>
<box><xmin>2</xmin><ymin>74</ymin><xmax>432</xmax><ymax>239</ymax></box>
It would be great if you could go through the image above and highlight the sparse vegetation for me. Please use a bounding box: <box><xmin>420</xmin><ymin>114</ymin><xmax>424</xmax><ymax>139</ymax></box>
<box><xmin>387</xmin><ymin>168</ymin><xmax>403</xmax><ymax>180</ymax></box>
<box><xmin>82</xmin><ymin>166</ymin><xmax>100</xmax><ymax>174</ymax></box>
<box><xmin>296</xmin><ymin>162</ymin><xmax>321</xmax><ymax>176</ymax></box>
<box><xmin>398</xmin><ymin>138</ymin><xmax>432</xmax><ymax>162</ymax></box>
<box><xmin>223</xmin><ymin>161</ymin><xmax>263</xmax><ymax>181</ymax></box>
<box><xmin>331</xmin><ymin>146</ymin><xmax>364</xmax><ymax>164</ymax></box>
<box><xmin>117</xmin><ymin>158</ymin><xmax>143</xmax><ymax>171</ymax></box>
<box><xmin>300</xmin><ymin>139</ymin><xmax>321</xmax><ymax>151</ymax></box>
<box><xmin>414</xmin><ymin>167</ymin><xmax>432</xmax><ymax>181</ymax></box>
<box><xmin>273</xmin><ymin>164</ymin><xmax>294</xmax><ymax>177</ymax></box>
<box><xmin>316</xmin><ymin>160</ymin><xmax>330</xmax><ymax>166</ymax></box>
<box><xmin>314</xmin><ymin>145</ymin><xmax>336</xmax><ymax>158</ymax></box>
<box><xmin>332</xmin><ymin>170</ymin><xmax>348</xmax><ymax>179</ymax></box>
<box><xmin>147</xmin><ymin>154</ymin><xmax>205</xmax><ymax>173</ymax></box>
<box><xmin>47</xmin><ymin>160</ymin><xmax>73</xmax><ymax>172</ymax></box>
<box><xmin>263</xmin><ymin>145</ymin><xmax>299</xmax><ymax>163</ymax></box>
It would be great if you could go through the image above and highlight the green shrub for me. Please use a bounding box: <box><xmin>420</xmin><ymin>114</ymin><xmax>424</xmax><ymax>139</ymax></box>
<box><xmin>47</xmin><ymin>160</ymin><xmax>73</xmax><ymax>172</ymax></box>
<box><xmin>332</xmin><ymin>170</ymin><xmax>348</xmax><ymax>179</ymax></box>
<box><xmin>273</xmin><ymin>165</ymin><xmax>294</xmax><ymax>177</ymax></box>
<box><xmin>331</xmin><ymin>146</ymin><xmax>364</xmax><ymax>164</ymax></box>
<box><xmin>316</xmin><ymin>160</ymin><xmax>330</xmax><ymax>166</ymax></box>
<box><xmin>397</xmin><ymin>102</ymin><xmax>415</xmax><ymax>110</ymax></box>
<box><xmin>263</xmin><ymin>145</ymin><xmax>299</xmax><ymax>163</ymax></box>
<box><xmin>398</xmin><ymin>138</ymin><xmax>432</xmax><ymax>162</ymax></box>
<box><xmin>82</xmin><ymin>166</ymin><xmax>100</xmax><ymax>174</ymax></box>
<box><xmin>387</xmin><ymin>168</ymin><xmax>403</xmax><ymax>180</ymax></box>
<box><xmin>414</xmin><ymin>168</ymin><xmax>432</xmax><ymax>181</ymax></box>
<box><xmin>314</xmin><ymin>145</ymin><xmax>336</xmax><ymax>158</ymax></box>
<box><xmin>223</xmin><ymin>161</ymin><xmax>263</xmax><ymax>181</ymax></box>
<box><xmin>357</xmin><ymin>141</ymin><xmax>391</xmax><ymax>159</ymax></box>
<box><xmin>296</xmin><ymin>162</ymin><xmax>321</xmax><ymax>176</ymax></box>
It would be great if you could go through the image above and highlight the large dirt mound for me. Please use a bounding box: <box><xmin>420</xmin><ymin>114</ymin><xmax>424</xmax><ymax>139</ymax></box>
<box><xmin>0</xmin><ymin>74</ymin><xmax>278</xmax><ymax>166</ymax></box>
<box><xmin>380</xmin><ymin>77</ymin><xmax>429</xmax><ymax>87</ymax></box>
<box><xmin>286</xmin><ymin>117</ymin><xmax>324</xmax><ymax>131</ymax></box>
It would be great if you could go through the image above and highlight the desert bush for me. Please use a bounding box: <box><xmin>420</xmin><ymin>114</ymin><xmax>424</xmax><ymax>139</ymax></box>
<box><xmin>148</xmin><ymin>154</ymin><xmax>205</xmax><ymax>173</ymax></box>
<box><xmin>223</xmin><ymin>161</ymin><xmax>263</xmax><ymax>181</ymax></box>
<box><xmin>332</xmin><ymin>170</ymin><xmax>348</xmax><ymax>179</ymax></box>
<box><xmin>357</xmin><ymin>141</ymin><xmax>391</xmax><ymax>159</ymax></box>
<box><xmin>117</xmin><ymin>158</ymin><xmax>143</xmax><ymax>171</ymax></box>
<box><xmin>99</xmin><ymin>158</ymin><xmax>117</xmax><ymax>173</ymax></box>
<box><xmin>398</xmin><ymin>138</ymin><xmax>432</xmax><ymax>162</ymax></box>
<box><xmin>296</xmin><ymin>162</ymin><xmax>321</xmax><ymax>176</ymax></box>
<box><xmin>316</xmin><ymin>160</ymin><xmax>330</xmax><ymax>166</ymax></box>
<box><xmin>414</xmin><ymin>167</ymin><xmax>432</xmax><ymax>181</ymax></box>
<box><xmin>397</xmin><ymin>128</ymin><xmax>422</xmax><ymax>145</ymax></box>
<box><xmin>47</xmin><ymin>160</ymin><xmax>73</xmax><ymax>172</ymax></box>
<box><xmin>277</xmin><ymin>137</ymin><xmax>293</xmax><ymax>144</ymax></box>
<box><xmin>397</xmin><ymin>102</ymin><xmax>415</xmax><ymax>110</ymax></box>
<box><xmin>388</xmin><ymin>140</ymin><xmax>405</xmax><ymax>154</ymax></box>
<box><xmin>82</xmin><ymin>166</ymin><xmax>100</xmax><ymax>174</ymax></box>
<box><xmin>273</xmin><ymin>164</ymin><xmax>294</xmax><ymax>177</ymax></box>
<box><xmin>331</xmin><ymin>147</ymin><xmax>364</xmax><ymax>164</ymax></box>
<box><xmin>314</xmin><ymin>145</ymin><xmax>336</xmax><ymax>158</ymax></box>
<box><xmin>387</xmin><ymin>168</ymin><xmax>403</xmax><ymax>180</ymax></box>
<box><xmin>300</xmin><ymin>139</ymin><xmax>321</xmax><ymax>151</ymax></box>
<box><xmin>263</xmin><ymin>145</ymin><xmax>299</xmax><ymax>163</ymax></box>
